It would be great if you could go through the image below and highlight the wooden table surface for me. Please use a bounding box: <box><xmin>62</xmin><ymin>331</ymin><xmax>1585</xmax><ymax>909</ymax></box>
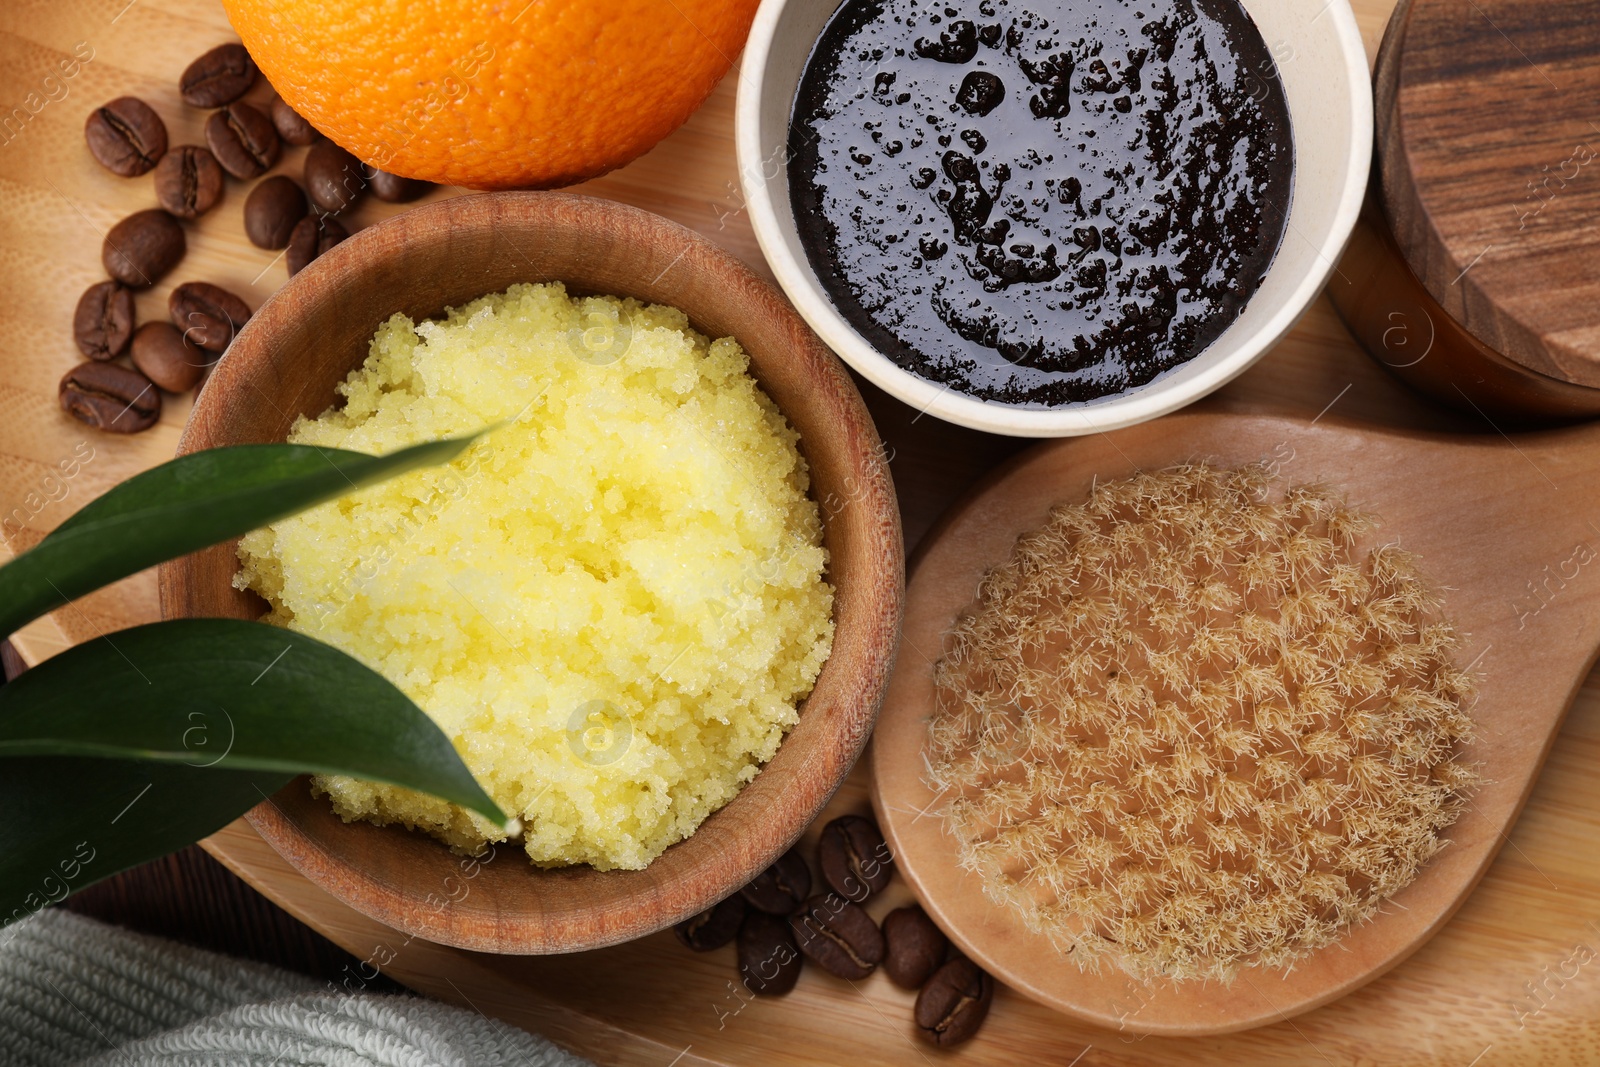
<box><xmin>9</xmin><ymin>0</ymin><xmax>1600</xmax><ymax>1064</ymax></box>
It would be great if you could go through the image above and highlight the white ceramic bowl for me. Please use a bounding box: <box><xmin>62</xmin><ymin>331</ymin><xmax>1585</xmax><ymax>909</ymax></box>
<box><xmin>736</xmin><ymin>0</ymin><xmax>1373</xmax><ymax>437</ymax></box>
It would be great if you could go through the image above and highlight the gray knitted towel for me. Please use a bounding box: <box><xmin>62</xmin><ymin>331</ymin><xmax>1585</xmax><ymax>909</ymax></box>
<box><xmin>0</xmin><ymin>910</ymin><xmax>593</xmax><ymax>1067</ymax></box>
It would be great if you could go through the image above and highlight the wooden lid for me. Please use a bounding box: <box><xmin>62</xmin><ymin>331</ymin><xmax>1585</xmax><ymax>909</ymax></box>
<box><xmin>1376</xmin><ymin>0</ymin><xmax>1600</xmax><ymax>388</ymax></box>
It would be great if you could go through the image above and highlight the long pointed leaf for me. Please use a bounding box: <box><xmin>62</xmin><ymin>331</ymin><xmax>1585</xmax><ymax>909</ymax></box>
<box><xmin>0</xmin><ymin>756</ymin><xmax>293</xmax><ymax>935</ymax></box>
<box><xmin>0</xmin><ymin>436</ymin><xmax>478</xmax><ymax>639</ymax></box>
<box><xmin>0</xmin><ymin>618</ymin><xmax>503</xmax><ymax>824</ymax></box>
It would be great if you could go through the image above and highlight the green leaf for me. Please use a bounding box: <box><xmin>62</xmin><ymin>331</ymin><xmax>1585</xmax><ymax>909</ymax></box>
<box><xmin>0</xmin><ymin>619</ymin><xmax>503</xmax><ymax>825</ymax></box>
<box><xmin>0</xmin><ymin>756</ymin><xmax>293</xmax><ymax>936</ymax></box>
<box><xmin>0</xmin><ymin>435</ymin><xmax>478</xmax><ymax>640</ymax></box>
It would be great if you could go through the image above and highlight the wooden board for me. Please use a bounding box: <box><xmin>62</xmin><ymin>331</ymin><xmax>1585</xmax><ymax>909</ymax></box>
<box><xmin>10</xmin><ymin>0</ymin><xmax>1600</xmax><ymax>1063</ymax></box>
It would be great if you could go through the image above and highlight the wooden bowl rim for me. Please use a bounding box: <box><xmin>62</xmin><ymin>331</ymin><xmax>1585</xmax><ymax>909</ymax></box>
<box><xmin>160</xmin><ymin>191</ymin><xmax>904</xmax><ymax>953</ymax></box>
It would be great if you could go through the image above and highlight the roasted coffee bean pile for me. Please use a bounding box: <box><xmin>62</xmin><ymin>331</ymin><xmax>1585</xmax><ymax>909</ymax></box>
<box><xmin>673</xmin><ymin>812</ymin><xmax>995</xmax><ymax>1047</ymax></box>
<box><xmin>68</xmin><ymin>41</ymin><xmax>434</xmax><ymax>434</ymax></box>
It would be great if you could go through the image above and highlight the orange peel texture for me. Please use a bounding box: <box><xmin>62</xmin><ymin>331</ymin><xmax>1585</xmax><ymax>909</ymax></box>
<box><xmin>223</xmin><ymin>0</ymin><xmax>759</xmax><ymax>189</ymax></box>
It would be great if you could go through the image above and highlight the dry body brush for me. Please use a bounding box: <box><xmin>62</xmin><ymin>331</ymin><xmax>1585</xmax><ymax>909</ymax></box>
<box><xmin>926</xmin><ymin>464</ymin><xmax>1478</xmax><ymax>982</ymax></box>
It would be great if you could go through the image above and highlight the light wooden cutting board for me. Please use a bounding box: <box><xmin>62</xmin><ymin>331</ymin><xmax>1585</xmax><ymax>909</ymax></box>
<box><xmin>6</xmin><ymin>0</ymin><xmax>1600</xmax><ymax>1063</ymax></box>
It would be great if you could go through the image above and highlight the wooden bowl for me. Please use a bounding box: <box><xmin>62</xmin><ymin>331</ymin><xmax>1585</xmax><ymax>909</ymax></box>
<box><xmin>158</xmin><ymin>192</ymin><xmax>904</xmax><ymax>954</ymax></box>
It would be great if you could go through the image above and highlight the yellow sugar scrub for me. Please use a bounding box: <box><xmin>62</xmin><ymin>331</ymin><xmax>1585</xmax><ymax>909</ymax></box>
<box><xmin>234</xmin><ymin>282</ymin><xmax>835</xmax><ymax>870</ymax></box>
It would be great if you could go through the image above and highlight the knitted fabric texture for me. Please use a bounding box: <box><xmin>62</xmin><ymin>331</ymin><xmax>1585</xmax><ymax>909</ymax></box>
<box><xmin>0</xmin><ymin>909</ymin><xmax>592</xmax><ymax>1067</ymax></box>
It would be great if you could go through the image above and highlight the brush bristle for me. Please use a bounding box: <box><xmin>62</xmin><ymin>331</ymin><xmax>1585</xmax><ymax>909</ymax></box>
<box><xmin>926</xmin><ymin>464</ymin><xmax>1478</xmax><ymax>983</ymax></box>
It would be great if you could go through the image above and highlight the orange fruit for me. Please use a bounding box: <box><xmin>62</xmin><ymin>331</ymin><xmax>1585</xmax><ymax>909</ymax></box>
<box><xmin>222</xmin><ymin>0</ymin><xmax>759</xmax><ymax>189</ymax></box>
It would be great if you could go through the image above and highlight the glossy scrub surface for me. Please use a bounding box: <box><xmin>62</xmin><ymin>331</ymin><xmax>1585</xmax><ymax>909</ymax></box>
<box><xmin>789</xmin><ymin>0</ymin><xmax>1294</xmax><ymax>406</ymax></box>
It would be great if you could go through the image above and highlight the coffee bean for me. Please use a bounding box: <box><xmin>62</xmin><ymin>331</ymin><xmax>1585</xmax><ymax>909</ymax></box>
<box><xmin>72</xmin><ymin>281</ymin><xmax>135</xmax><ymax>361</ymax></box>
<box><xmin>303</xmin><ymin>138</ymin><xmax>366</xmax><ymax>213</ymax></box>
<box><xmin>205</xmin><ymin>102</ymin><xmax>280</xmax><ymax>179</ymax></box>
<box><xmin>882</xmin><ymin>905</ymin><xmax>948</xmax><ymax>989</ymax></box>
<box><xmin>914</xmin><ymin>957</ymin><xmax>994</xmax><ymax>1048</ymax></box>
<box><xmin>153</xmin><ymin>145</ymin><xmax>224</xmax><ymax>220</ymax></box>
<box><xmin>818</xmin><ymin>814</ymin><xmax>894</xmax><ymax>903</ymax></box>
<box><xmin>180</xmin><ymin>43</ymin><xmax>257</xmax><ymax>108</ymax></box>
<box><xmin>59</xmin><ymin>361</ymin><xmax>160</xmax><ymax>433</ymax></box>
<box><xmin>244</xmin><ymin>175</ymin><xmax>308</xmax><ymax>249</ymax></box>
<box><xmin>789</xmin><ymin>894</ymin><xmax>884</xmax><ymax>980</ymax></box>
<box><xmin>740</xmin><ymin>847</ymin><xmax>811</xmax><ymax>914</ymax></box>
<box><xmin>365</xmin><ymin>166</ymin><xmax>429</xmax><ymax>203</ymax></box>
<box><xmin>270</xmin><ymin>96</ymin><xmax>318</xmax><ymax>146</ymax></box>
<box><xmin>169</xmin><ymin>281</ymin><xmax>251</xmax><ymax>353</ymax></box>
<box><xmin>102</xmin><ymin>209</ymin><xmax>185</xmax><ymax>288</ymax></box>
<box><xmin>674</xmin><ymin>894</ymin><xmax>747</xmax><ymax>952</ymax></box>
<box><xmin>285</xmin><ymin>215</ymin><xmax>348</xmax><ymax>276</ymax></box>
<box><xmin>131</xmin><ymin>321</ymin><xmax>207</xmax><ymax>393</ymax></box>
<box><xmin>737</xmin><ymin>910</ymin><xmax>802</xmax><ymax>996</ymax></box>
<box><xmin>84</xmin><ymin>97</ymin><xmax>167</xmax><ymax>177</ymax></box>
